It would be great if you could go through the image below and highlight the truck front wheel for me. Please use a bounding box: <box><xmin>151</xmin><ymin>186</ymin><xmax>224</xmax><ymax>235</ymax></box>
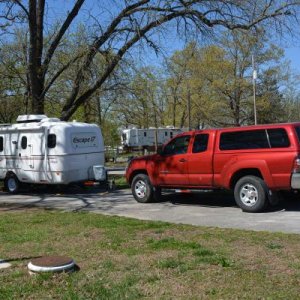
<box><xmin>131</xmin><ymin>174</ymin><xmax>161</xmax><ymax>203</ymax></box>
<box><xmin>234</xmin><ymin>176</ymin><xmax>268</xmax><ymax>213</ymax></box>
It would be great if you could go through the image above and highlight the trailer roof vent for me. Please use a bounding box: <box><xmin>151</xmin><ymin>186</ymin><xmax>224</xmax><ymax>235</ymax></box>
<box><xmin>16</xmin><ymin>115</ymin><xmax>48</xmax><ymax>123</ymax></box>
<box><xmin>40</xmin><ymin>117</ymin><xmax>60</xmax><ymax>123</ymax></box>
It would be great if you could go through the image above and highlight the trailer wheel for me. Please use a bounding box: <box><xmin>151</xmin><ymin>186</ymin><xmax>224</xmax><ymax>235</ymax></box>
<box><xmin>4</xmin><ymin>174</ymin><xmax>20</xmax><ymax>194</ymax></box>
<box><xmin>234</xmin><ymin>176</ymin><xmax>268</xmax><ymax>213</ymax></box>
<box><xmin>131</xmin><ymin>174</ymin><xmax>160</xmax><ymax>203</ymax></box>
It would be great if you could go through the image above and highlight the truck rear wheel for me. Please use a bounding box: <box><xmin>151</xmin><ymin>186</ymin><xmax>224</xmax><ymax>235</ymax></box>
<box><xmin>131</xmin><ymin>174</ymin><xmax>161</xmax><ymax>203</ymax></box>
<box><xmin>234</xmin><ymin>176</ymin><xmax>268</xmax><ymax>213</ymax></box>
<box><xmin>4</xmin><ymin>174</ymin><xmax>20</xmax><ymax>194</ymax></box>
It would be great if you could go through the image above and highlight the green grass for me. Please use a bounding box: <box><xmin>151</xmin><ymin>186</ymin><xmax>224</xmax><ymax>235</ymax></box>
<box><xmin>108</xmin><ymin>175</ymin><xmax>129</xmax><ymax>189</ymax></box>
<box><xmin>0</xmin><ymin>209</ymin><xmax>300</xmax><ymax>299</ymax></box>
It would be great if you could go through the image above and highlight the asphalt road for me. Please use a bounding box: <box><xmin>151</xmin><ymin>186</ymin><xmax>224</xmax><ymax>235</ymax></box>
<box><xmin>0</xmin><ymin>188</ymin><xmax>299</xmax><ymax>234</ymax></box>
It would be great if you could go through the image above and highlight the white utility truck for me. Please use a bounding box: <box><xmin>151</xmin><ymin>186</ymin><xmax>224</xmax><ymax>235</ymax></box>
<box><xmin>0</xmin><ymin>115</ymin><xmax>106</xmax><ymax>193</ymax></box>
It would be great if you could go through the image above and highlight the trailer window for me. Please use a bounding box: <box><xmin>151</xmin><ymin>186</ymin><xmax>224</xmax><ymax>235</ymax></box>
<box><xmin>0</xmin><ymin>137</ymin><xmax>3</xmax><ymax>152</ymax></box>
<box><xmin>144</xmin><ymin>132</ymin><xmax>147</xmax><ymax>137</ymax></box>
<box><xmin>48</xmin><ymin>134</ymin><xmax>56</xmax><ymax>148</ymax></box>
<box><xmin>21</xmin><ymin>136</ymin><xmax>27</xmax><ymax>149</ymax></box>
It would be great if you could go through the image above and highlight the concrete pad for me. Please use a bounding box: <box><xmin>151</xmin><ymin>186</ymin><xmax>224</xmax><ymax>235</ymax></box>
<box><xmin>0</xmin><ymin>189</ymin><xmax>300</xmax><ymax>234</ymax></box>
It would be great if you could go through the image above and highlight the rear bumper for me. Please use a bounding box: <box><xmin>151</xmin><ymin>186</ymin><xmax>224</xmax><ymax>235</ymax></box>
<box><xmin>92</xmin><ymin>165</ymin><xmax>107</xmax><ymax>181</ymax></box>
<box><xmin>291</xmin><ymin>173</ymin><xmax>300</xmax><ymax>189</ymax></box>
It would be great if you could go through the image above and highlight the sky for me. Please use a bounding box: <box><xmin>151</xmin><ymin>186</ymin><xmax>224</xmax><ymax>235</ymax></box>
<box><xmin>285</xmin><ymin>47</ymin><xmax>300</xmax><ymax>74</ymax></box>
<box><xmin>48</xmin><ymin>0</ymin><xmax>300</xmax><ymax>76</ymax></box>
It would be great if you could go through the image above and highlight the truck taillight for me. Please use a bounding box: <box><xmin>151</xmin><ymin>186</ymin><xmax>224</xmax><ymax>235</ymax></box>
<box><xmin>293</xmin><ymin>157</ymin><xmax>300</xmax><ymax>173</ymax></box>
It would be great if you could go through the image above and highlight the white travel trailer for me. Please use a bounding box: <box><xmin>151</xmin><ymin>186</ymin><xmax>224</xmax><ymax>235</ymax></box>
<box><xmin>121</xmin><ymin>127</ymin><xmax>182</xmax><ymax>150</ymax></box>
<box><xmin>0</xmin><ymin>115</ymin><xmax>106</xmax><ymax>193</ymax></box>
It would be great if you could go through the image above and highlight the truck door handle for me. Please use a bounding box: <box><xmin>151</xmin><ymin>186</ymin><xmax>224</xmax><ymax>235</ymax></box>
<box><xmin>179</xmin><ymin>158</ymin><xmax>187</xmax><ymax>162</ymax></box>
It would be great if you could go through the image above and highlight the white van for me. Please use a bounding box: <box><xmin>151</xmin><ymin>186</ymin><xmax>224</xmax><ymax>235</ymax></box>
<box><xmin>0</xmin><ymin>115</ymin><xmax>106</xmax><ymax>193</ymax></box>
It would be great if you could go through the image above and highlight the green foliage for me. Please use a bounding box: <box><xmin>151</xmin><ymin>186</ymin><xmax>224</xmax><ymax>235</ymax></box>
<box><xmin>0</xmin><ymin>23</ymin><xmax>297</xmax><ymax>132</ymax></box>
<box><xmin>256</xmin><ymin>71</ymin><xmax>286</xmax><ymax>124</ymax></box>
<box><xmin>0</xmin><ymin>31</ymin><xmax>28</xmax><ymax>122</ymax></box>
<box><xmin>115</xmin><ymin>66</ymin><xmax>167</xmax><ymax>128</ymax></box>
<box><xmin>101</xmin><ymin>121</ymin><xmax>120</xmax><ymax>147</ymax></box>
<box><xmin>164</xmin><ymin>31</ymin><xmax>290</xmax><ymax>128</ymax></box>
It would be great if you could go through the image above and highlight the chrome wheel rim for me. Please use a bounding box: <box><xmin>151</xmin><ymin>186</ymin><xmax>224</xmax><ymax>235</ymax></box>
<box><xmin>135</xmin><ymin>180</ymin><xmax>147</xmax><ymax>198</ymax></box>
<box><xmin>7</xmin><ymin>178</ymin><xmax>17</xmax><ymax>192</ymax></box>
<box><xmin>240</xmin><ymin>183</ymin><xmax>258</xmax><ymax>207</ymax></box>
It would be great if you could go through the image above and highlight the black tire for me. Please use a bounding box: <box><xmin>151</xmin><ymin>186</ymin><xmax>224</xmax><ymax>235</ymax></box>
<box><xmin>234</xmin><ymin>176</ymin><xmax>269</xmax><ymax>213</ymax></box>
<box><xmin>131</xmin><ymin>174</ymin><xmax>160</xmax><ymax>203</ymax></box>
<box><xmin>268</xmin><ymin>191</ymin><xmax>281</xmax><ymax>207</ymax></box>
<box><xmin>4</xmin><ymin>174</ymin><xmax>20</xmax><ymax>194</ymax></box>
<box><xmin>153</xmin><ymin>186</ymin><xmax>162</xmax><ymax>202</ymax></box>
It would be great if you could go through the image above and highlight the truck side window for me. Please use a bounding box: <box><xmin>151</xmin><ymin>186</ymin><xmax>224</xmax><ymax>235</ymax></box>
<box><xmin>0</xmin><ymin>137</ymin><xmax>3</xmax><ymax>152</ymax></box>
<box><xmin>192</xmin><ymin>134</ymin><xmax>209</xmax><ymax>153</ymax></box>
<box><xmin>220</xmin><ymin>130</ymin><xmax>269</xmax><ymax>150</ymax></box>
<box><xmin>295</xmin><ymin>126</ymin><xmax>300</xmax><ymax>143</ymax></box>
<box><xmin>48</xmin><ymin>134</ymin><xmax>56</xmax><ymax>148</ymax></box>
<box><xmin>163</xmin><ymin>135</ymin><xmax>191</xmax><ymax>155</ymax></box>
<box><xmin>21</xmin><ymin>136</ymin><xmax>27</xmax><ymax>149</ymax></box>
<box><xmin>267</xmin><ymin>128</ymin><xmax>290</xmax><ymax>148</ymax></box>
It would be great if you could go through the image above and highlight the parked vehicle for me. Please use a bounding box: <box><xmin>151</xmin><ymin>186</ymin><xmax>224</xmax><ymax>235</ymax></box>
<box><xmin>0</xmin><ymin>115</ymin><xmax>106</xmax><ymax>193</ymax></box>
<box><xmin>121</xmin><ymin>127</ymin><xmax>182</xmax><ymax>150</ymax></box>
<box><xmin>126</xmin><ymin>123</ymin><xmax>300</xmax><ymax>212</ymax></box>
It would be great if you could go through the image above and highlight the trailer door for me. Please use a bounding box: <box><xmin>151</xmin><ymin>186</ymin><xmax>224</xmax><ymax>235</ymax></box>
<box><xmin>19</xmin><ymin>134</ymin><xmax>34</xmax><ymax>170</ymax></box>
<box><xmin>6</xmin><ymin>133</ymin><xmax>19</xmax><ymax>169</ymax></box>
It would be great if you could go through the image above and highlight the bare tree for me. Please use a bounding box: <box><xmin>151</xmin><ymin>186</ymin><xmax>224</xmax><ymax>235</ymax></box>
<box><xmin>0</xmin><ymin>0</ymin><xmax>299</xmax><ymax>120</ymax></box>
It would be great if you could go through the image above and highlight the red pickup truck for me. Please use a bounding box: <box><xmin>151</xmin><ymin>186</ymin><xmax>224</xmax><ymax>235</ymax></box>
<box><xmin>126</xmin><ymin>123</ymin><xmax>300</xmax><ymax>212</ymax></box>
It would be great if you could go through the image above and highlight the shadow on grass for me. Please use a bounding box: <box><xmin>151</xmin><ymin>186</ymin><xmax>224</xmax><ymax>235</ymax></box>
<box><xmin>3</xmin><ymin>256</ymin><xmax>42</xmax><ymax>263</ymax></box>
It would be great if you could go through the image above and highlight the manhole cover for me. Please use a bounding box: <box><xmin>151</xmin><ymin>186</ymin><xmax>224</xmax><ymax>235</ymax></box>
<box><xmin>0</xmin><ymin>259</ymin><xmax>11</xmax><ymax>269</ymax></box>
<box><xmin>28</xmin><ymin>256</ymin><xmax>75</xmax><ymax>273</ymax></box>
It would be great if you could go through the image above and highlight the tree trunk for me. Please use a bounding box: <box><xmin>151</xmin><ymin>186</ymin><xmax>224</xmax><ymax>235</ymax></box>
<box><xmin>28</xmin><ymin>0</ymin><xmax>45</xmax><ymax>114</ymax></box>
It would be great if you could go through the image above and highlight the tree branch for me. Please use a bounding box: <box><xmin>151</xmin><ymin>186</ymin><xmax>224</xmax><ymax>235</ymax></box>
<box><xmin>41</xmin><ymin>52</ymin><xmax>85</xmax><ymax>98</ymax></box>
<box><xmin>42</xmin><ymin>0</ymin><xmax>85</xmax><ymax>73</ymax></box>
<box><xmin>14</xmin><ymin>0</ymin><xmax>29</xmax><ymax>17</ymax></box>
